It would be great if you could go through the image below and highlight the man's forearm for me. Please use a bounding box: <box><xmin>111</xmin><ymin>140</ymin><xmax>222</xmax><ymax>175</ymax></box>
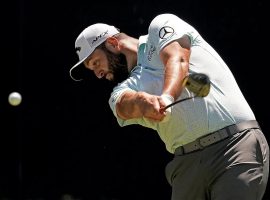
<box><xmin>116</xmin><ymin>91</ymin><xmax>144</xmax><ymax>120</ymax></box>
<box><xmin>115</xmin><ymin>91</ymin><xmax>165</xmax><ymax>121</ymax></box>
<box><xmin>160</xmin><ymin>38</ymin><xmax>191</xmax><ymax>100</ymax></box>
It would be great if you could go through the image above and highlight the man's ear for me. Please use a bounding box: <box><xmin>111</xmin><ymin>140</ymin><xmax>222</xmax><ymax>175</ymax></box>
<box><xmin>106</xmin><ymin>37</ymin><xmax>119</xmax><ymax>50</ymax></box>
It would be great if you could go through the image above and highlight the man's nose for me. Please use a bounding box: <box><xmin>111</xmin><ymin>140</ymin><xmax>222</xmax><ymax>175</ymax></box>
<box><xmin>95</xmin><ymin>70</ymin><xmax>104</xmax><ymax>79</ymax></box>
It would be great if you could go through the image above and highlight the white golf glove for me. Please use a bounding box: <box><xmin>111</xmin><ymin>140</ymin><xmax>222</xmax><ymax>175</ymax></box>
<box><xmin>160</xmin><ymin>94</ymin><xmax>174</xmax><ymax>123</ymax></box>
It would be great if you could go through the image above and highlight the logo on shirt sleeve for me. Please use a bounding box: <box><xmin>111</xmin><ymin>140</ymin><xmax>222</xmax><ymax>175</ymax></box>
<box><xmin>159</xmin><ymin>26</ymin><xmax>174</xmax><ymax>39</ymax></box>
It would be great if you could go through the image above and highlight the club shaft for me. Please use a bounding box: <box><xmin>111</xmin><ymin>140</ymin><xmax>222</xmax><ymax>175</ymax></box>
<box><xmin>163</xmin><ymin>96</ymin><xmax>196</xmax><ymax>110</ymax></box>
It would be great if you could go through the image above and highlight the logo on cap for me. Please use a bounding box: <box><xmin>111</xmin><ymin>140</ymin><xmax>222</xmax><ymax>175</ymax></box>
<box><xmin>75</xmin><ymin>46</ymin><xmax>81</xmax><ymax>52</ymax></box>
<box><xmin>92</xmin><ymin>30</ymin><xmax>109</xmax><ymax>45</ymax></box>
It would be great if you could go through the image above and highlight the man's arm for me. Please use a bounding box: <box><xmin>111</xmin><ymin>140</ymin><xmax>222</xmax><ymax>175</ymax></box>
<box><xmin>116</xmin><ymin>90</ymin><xmax>166</xmax><ymax>121</ymax></box>
<box><xmin>160</xmin><ymin>35</ymin><xmax>191</xmax><ymax>100</ymax></box>
<box><xmin>114</xmin><ymin>36</ymin><xmax>191</xmax><ymax>122</ymax></box>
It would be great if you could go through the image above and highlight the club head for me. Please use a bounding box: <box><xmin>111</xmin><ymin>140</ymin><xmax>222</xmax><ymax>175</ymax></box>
<box><xmin>185</xmin><ymin>73</ymin><xmax>210</xmax><ymax>97</ymax></box>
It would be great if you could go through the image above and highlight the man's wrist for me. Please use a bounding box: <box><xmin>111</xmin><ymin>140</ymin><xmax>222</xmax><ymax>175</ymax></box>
<box><xmin>161</xmin><ymin>94</ymin><xmax>174</xmax><ymax>105</ymax></box>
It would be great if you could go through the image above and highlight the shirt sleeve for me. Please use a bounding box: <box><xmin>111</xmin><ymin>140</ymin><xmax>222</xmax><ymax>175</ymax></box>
<box><xmin>108</xmin><ymin>72</ymin><xmax>158</xmax><ymax>130</ymax></box>
<box><xmin>108</xmin><ymin>85</ymin><xmax>133</xmax><ymax>120</ymax></box>
<box><xmin>108</xmin><ymin>72</ymin><xmax>141</xmax><ymax>127</ymax></box>
<box><xmin>147</xmin><ymin>13</ymin><xmax>196</xmax><ymax>54</ymax></box>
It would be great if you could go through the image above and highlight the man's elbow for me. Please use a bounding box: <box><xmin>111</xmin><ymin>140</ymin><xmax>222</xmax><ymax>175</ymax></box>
<box><xmin>116</xmin><ymin>102</ymin><xmax>130</xmax><ymax>120</ymax></box>
<box><xmin>116</xmin><ymin>101</ymin><xmax>140</xmax><ymax>120</ymax></box>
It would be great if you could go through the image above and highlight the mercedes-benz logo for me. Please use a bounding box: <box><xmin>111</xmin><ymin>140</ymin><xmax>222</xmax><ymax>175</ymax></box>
<box><xmin>159</xmin><ymin>26</ymin><xmax>174</xmax><ymax>39</ymax></box>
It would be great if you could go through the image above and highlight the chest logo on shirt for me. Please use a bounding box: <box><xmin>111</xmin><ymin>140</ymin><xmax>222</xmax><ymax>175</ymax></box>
<box><xmin>159</xmin><ymin>26</ymin><xmax>174</xmax><ymax>39</ymax></box>
<box><xmin>147</xmin><ymin>45</ymin><xmax>156</xmax><ymax>61</ymax></box>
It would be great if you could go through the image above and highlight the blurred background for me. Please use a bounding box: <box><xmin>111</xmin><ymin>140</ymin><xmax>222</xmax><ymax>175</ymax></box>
<box><xmin>1</xmin><ymin>0</ymin><xmax>269</xmax><ymax>199</ymax></box>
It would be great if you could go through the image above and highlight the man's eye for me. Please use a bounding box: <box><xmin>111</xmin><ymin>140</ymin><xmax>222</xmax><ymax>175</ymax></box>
<box><xmin>93</xmin><ymin>60</ymin><xmax>99</xmax><ymax>66</ymax></box>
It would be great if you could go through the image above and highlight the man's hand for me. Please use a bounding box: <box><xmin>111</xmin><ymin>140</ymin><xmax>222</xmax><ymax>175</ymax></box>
<box><xmin>159</xmin><ymin>94</ymin><xmax>174</xmax><ymax>123</ymax></box>
<box><xmin>137</xmin><ymin>92</ymin><xmax>167</xmax><ymax>122</ymax></box>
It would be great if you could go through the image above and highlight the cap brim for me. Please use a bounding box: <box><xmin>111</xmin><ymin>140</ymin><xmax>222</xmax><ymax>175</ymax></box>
<box><xmin>69</xmin><ymin>58</ymin><xmax>86</xmax><ymax>81</ymax></box>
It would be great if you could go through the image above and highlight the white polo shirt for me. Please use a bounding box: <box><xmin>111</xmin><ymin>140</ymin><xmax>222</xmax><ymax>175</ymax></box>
<box><xmin>109</xmin><ymin>13</ymin><xmax>255</xmax><ymax>154</ymax></box>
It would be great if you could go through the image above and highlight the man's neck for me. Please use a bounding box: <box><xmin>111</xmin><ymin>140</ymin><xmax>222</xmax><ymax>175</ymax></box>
<box><xmin>121</xmin><ymin>37</ymin><xmax>139</xmax><ymax>72</ymax></box>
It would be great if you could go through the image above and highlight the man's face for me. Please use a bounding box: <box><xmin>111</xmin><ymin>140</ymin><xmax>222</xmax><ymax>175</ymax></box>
<box><xmin>83</xmin><ymin>47</ymin><xmax>129</xmax><ymax>84</ymax></box>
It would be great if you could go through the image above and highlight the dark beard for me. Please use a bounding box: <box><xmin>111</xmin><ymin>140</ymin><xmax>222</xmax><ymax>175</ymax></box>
<box><xmin>104</xmin><ymin>48</ymin><xmax>130</xmax><ymax>85</ymax></box>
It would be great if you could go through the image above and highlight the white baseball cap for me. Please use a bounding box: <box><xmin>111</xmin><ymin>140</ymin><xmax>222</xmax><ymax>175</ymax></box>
<box><xmin>69</xmin><ymin>23</ymin><xmax>120</xmax><ymax>81</ymax></box>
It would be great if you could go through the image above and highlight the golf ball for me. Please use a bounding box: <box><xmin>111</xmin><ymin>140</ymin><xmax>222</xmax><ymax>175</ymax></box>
<box><xmin>8</xmin><ymin>92</ymin><xmax>22</xmax><ymax>106</ymax></box>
